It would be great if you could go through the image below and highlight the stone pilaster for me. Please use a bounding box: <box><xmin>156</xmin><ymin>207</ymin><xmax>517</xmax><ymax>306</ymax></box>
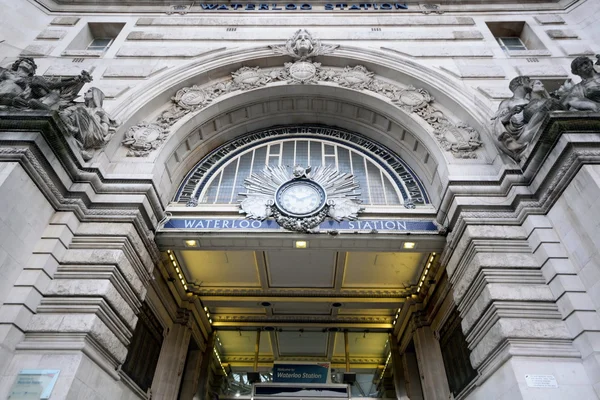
<box><xmin>402</xmin><ymin>350</ymin><xmax>424</xmax><ymax>400</ymax></box>
<box><xmin>179</xmin><ymin>348</ymin><xmax>203</xmax><ymax>400</ymax></box>
<box><xmin>196</xmin><ymin>332</ymin><xmax>216</xmax><ymax>400</ymax></box>
<box><xmin>0</xmin><ymin>217</ymin><xmax>156</xmax><ymax>399</ymax></box>
<box><xmin>389</xmin><ymin>334</ymin><xmax>410</xmax><ymax>400</ymax></box>
<box><xmin>525</xmin><ymin>214</ymin><xmax>600</xmax><ymax>397</ymax></box>
<box><xmin>412</xmin><ymin>321</ymin><xmax>451</xmax><ymax>400</ymax></box>
<box><xmin>151</xmin><ymin>309</ymin><xmax>193</xmax><ymax>399</ymax></box>
<box><xmin>445</xmin><ymin>223</ymin><xmax>596</xmax><ymax>398</ymax></box>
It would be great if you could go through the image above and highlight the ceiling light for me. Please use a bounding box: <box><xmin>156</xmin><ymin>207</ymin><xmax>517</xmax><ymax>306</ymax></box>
<box><xmin>403</xmin><ymin>242</ymin><xmax>416</xmax><ymax>249</ymax></box>
<box><xmin>185</xmin><ymin>240</ymin><xmax>198</xmax><ymax>247</ymax></box>
<box><xmin>295</xmin><ymin>240</ymin><xmax>308</xmax><ymax>249</ymax></box>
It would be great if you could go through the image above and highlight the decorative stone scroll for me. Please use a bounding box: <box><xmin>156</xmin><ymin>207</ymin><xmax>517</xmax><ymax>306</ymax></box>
<box><xmin>493</xmin><ymin>55</ymin><xmax>600</xmax><ymax>161</ymax></box>
<box><xmin>122</xmin><ymin>29</ymin><xmax>483</xmax><ymax>159</ymax></box>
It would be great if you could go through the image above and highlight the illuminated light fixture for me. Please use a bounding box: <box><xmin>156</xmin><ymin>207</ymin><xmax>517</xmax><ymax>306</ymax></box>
<box><xmin>185</xmin><ymin>240</ymin><xmax>198</xmax><ymax>247</ymax></box>
<box><xmin>167</xmin><ymin>250</ymin><xmax>172</xmax><ymax>254</ymax></box>
<box><xmin>209</xmin><ymin>319</ymin><xmax>213</xmax><ymax>324</ymax></box>
<box><xmin>207</xmin><ymin>313</ymin><xmax>210</xmax><ymax>318</ymax></box>
<box><xmin>184</xmin><ymin>284</ymin><xmax>188</xmax><ymax>290</ymax></box>
<box><xmin>169</xmin><ymin>254</ymin><xmax>175</xmax><ymax>261</ymax></box>
<box><xmin>295</xmin><ymin>240</ymin><xmax>308</xmax><ymax>249</ymax></box>
<box><xmin>204</xmin><ymin>306</ymin><xmax>208</xmax><ymax>312</ymax></box>
<box><xmin>397</xmin><ymin>308</ymin><xmax>401</xmax><ymax>313</ymax></box>
<box><xmin>403</xmin><ymin>242</ymin><xmax>416</xmax><ymax>249</ymax></box>
<box><xmin>429</xmin><ymin>255</ymin><xmax>434</xmax><ymax>262</ymax></box>
<box><xmin>178</xmin><ymin>273</ymin><xmax>183</xmax><ymax>280</ymax></box>
<box><xmin>235</xmin><ymin>392</ymin><xmax>241</xmax><ymax>397</ymax></box>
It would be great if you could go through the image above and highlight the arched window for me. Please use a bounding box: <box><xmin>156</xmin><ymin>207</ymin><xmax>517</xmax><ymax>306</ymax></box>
<box><xmin>175</xmin><ymin>126</ymin><xmax>429</xmax><ymax>207</ymax></box>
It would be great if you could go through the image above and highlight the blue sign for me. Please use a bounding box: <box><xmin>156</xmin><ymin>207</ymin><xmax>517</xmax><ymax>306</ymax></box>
<box><xmin>198</xmin><ymin>3</ymin><xmax>408</xmax><ymax>11</ymax></box>
<box><xmin>273</xmin><ymin>363</ymin><xmax>330</xmax><ymax>383</ymax></box>
<box><xmin>162</xmin><ymin>218</ymin><xmax>438</xmax><ymax>232</ymax></box>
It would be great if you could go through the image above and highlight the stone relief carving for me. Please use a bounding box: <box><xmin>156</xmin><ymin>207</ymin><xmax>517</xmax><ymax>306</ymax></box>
<box><xmin>122</xmin><ymin>123</ymin><xmax>169</xmax><ymax>157</ymax></box>
<box><xmin>122</xmin><ymin>30</ymin><xmax>483</xmax><ymax>159</ymax></box>
<box><xmin>61</xmin><ymin>88</ymin><xmax>120</xmax><ymax>161</ymax></box>
<box><xmin>270</xmin><ymin>28</ymin><xmax>339</xmax><ymax>60</ymax></box>
<box><xmin>492</xmin><ymin>55</ymin><xmax>600</xmax><ymax>161</ymax></box>
<box><xmin>239</xmin><ymin>165</ymin><xmax>363</xmax><ymax>233</ymax></box>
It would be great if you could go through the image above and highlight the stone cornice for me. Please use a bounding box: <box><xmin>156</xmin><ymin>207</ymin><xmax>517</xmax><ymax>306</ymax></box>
<box><xmin>29</xmin><ymin>0</ymin><xmax>578</xmax><ymax>13</ymax></box>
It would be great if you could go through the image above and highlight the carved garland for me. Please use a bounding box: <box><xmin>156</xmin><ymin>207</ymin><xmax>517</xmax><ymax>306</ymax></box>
<box><xmin>123</xmin><ymin>31</ymin><xmax>482</xmax><ymax>158</ymax></box>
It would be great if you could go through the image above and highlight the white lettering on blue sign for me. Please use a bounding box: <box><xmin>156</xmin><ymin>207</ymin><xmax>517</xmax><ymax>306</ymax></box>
<box><xmin>164</xmin><ymin>219</ymin><xmax>436</xmax><ymax>232</ymax></box>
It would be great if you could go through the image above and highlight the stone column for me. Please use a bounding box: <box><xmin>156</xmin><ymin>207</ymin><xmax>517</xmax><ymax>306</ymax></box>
<box><xmin>179</xmin><ymin>348</ymin><xmax>203</xmax><ymax>400</ymax></box>
<box><xmin>151</xmin><ymin>309</ymin><xmax>193</xmax><ymax>399</ymax></box>
<box><xmin>413</xmin><ymin>324</ymin><xmax>451</xmax><ymax>400</ymax></box>
<box><xmin>402</xmin><ymin>351</ymin><xmax>423</xmax><ymax>400</ymax></box>
<box><xmin>195</xmin><ymin>333</ymin><xmax>216</xmax><ymax>400</ymax></box>
<box><xmin>389</xmin><ymin>334</ymin><xmax>409</xmax><ymax>400</ymax></box>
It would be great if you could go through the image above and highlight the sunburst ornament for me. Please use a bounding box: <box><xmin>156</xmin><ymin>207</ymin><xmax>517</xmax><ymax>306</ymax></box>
<box><xmin>239</xmin><ymin>165</ymin><xmax>364</xmax><ymax>232</ymax></box>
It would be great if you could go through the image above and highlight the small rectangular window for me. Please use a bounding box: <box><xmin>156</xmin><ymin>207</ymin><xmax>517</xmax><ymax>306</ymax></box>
<box><xmin>486</xmin><ymin>21</ymin><xmax>549</xmax><ymax>56</ymax></box>
<box><xmin>86</xmin><ymin>38</ymin><xmax>113</xmax><ymax>52</ymax></box>
<box><xmin>497</xmin><ymin>37</ymin><xmax>527</xmax><ymax>51</ymax></box>
<box><xmin>64</xmin><ymin>22</ymin><xmax>125</xmax><ymax>58</ymax></box>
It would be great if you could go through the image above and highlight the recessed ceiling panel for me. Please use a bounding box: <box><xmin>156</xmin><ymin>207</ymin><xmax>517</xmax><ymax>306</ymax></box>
<box><xmin>277</xmin><ymin>331</ymin><xmax>329</xmax><ymax>357</ymax></box>
<box><xmin>211</xmin><ymin>307</ymin><xmax>267</xmax><ymax>315</ymax></box>
<box><xmin>266</xmin><ymin>250</ymin><xmax>336</xmax><ymax>288</ymax></box>
<box><xmin>344</xmin><ymin>252</ymin><xmax>425</xmax><ymax>288</ymax></box>
<box><xmin>272</xmin><ymin>302</ymin><xmax>332</xmax><ymax>316</ymax></box>
<box><xmin>333</xmin><ymin>332</ymin><xmax>388</xmax><ymax>358</ymax></box>
<box><xmin>218</xmin><ymin>331</ymin><xmax>273</xmax><ymax>356</ymax></box>
<box><xmin>180</xmin><ymin>250</ymin><xmax>260</xmax><ymax>287</ymax></box>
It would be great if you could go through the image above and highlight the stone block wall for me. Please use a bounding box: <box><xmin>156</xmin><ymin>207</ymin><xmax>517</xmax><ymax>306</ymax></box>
<box><xmin>0</xmin><ymin>163</ymin><xmax>54</xmax><ymax>309</ymax></box>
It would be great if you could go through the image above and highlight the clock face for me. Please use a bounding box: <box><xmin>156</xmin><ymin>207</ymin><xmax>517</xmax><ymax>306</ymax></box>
<box><xmin>275</xmin><ymin>179</ymin><xmax>327</xmax><ymax>217</ymax></box>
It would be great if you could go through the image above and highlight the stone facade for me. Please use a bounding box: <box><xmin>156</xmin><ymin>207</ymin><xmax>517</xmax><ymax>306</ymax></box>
<box><xmin>2</xmin><ymin>0</ymin><xmax>600</xmax><ymax>399</ymax></box>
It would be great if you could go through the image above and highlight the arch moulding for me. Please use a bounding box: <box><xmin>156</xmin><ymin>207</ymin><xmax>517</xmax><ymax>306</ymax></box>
<box><xmin>98</xmin><ymin>33</ymin><xmax>508</xmax><ymax>216</ymax></box>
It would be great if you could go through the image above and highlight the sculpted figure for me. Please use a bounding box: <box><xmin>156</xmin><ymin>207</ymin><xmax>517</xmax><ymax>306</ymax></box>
<box><xmin>0</xmin><ymin>58</ymin><xmax>92</xmax><ymax>110</ymax></box>
<box><xmin>561</xmin><ymin>56</ymin><xmax>600</xmax><ymax>112</ymax></box>
<box><xmin>292</xmin><ymin>30</ymin><xmax>314</xmax><ymax>59</ymax></box>
<box><xmin>61</xmin><ymin>88</ymin><xmax>118</xmax><ymax>160</ymax></box>
<box><xmin>492</xmin><ymin>76</ymin><xmax>532</xmax><ymax>158</ymax></box>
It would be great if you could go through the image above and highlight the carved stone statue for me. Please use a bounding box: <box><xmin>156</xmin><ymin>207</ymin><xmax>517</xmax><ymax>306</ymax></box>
<box><xmin>492</xmin><ymin>55</ymin><xmax>600</xmax><ymax>161</ymax></box>
<box><xmin>492</xmin><ymin>76</ymin><xmax>532</xmax><ymax>159</ymax></box>
<box><xmin>0</xmin><ymin>58</ymin><xmax>91</xmax><ymax>111</ymax></box>
<box><xmin>61</xmin><ymin>88</ymin><xmax>119</xmax><ymax>160</ymax></box>
<box><xmin>560</xmin><ymin>56</ymin><xmax>600</xmax><ymax>112</ymax></box>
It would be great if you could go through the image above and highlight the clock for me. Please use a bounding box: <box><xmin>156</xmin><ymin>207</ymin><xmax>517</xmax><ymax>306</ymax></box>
<box><xmin>275</xmin><ymin>179</ymin><xmax>327</xmax><ymax>217</ymax></box>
